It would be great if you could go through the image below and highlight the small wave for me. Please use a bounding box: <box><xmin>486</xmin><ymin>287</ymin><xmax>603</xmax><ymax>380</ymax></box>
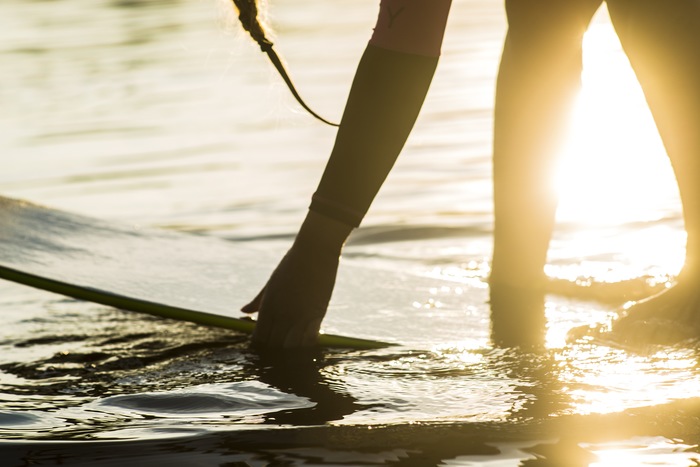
<box><xmin>0</xmin><ymin>410</ymin><xmax>65</xmax><ymax>437</ymax></box>
<box><xmin>0</xmin><ymin>411</ymin><xmax>41</xmax><ymax>427</ymax></box>
<box><xmin>98</xmin><ymin>381</ymin><xmax>312</xmax><ymax>417</ymax></box>
<box><xmin>347</xmin><ymin>224</ymin><xmax>491</xmax><ymax>246</ymax></box>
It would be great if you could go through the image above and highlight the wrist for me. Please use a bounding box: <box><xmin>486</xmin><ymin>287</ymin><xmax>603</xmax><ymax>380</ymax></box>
<box><xmin>292</xmin><ymin>210</ymin><xmax>354</xmax><ymax>254</ymax></box>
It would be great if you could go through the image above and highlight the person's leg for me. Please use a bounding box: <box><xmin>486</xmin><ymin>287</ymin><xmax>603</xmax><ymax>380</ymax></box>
<box><xmin>602</xmin><ymin>0</ymin><xmax>700</xmax><ymax>341</ymax></box>
<box><xmin>490</xmin><ymin>0</ymin><xmax>601</xmax><ymax>346</ymax></box>
<box><xmin>243</xmin><ymin>0</ymin><xmax>452</xmax><ymax>348</ymax></box>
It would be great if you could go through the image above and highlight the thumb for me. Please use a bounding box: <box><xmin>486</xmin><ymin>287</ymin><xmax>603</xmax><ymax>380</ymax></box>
<box><xmin>241</xmin><ymin>287</ymin><xmax>265</xmax><ymax>314</ymax></box>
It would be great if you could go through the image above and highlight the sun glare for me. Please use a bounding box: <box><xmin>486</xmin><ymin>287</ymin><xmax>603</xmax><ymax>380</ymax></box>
<box><xmin>586</xmin><ymin>438</ymin><xmax>700</xmax><ymax>467</ymax></box>
<box><xmin>555</xmin><ymin>12</ymin><xmax>679</xmax><ymax>226</ymax></box>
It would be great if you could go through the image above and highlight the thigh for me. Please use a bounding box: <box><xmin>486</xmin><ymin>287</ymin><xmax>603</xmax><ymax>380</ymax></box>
<box><xmin>608</xmin><ymin>0</ymin><xmax>700</xmax><ymax>100</ymax></box>
<box><xmin>607</xmin><ymin>0</ymin><xmax>700</xmax><ymax>175</ymax></box>
<box><xmin>608</xmin><ymin>0</ymin><xmax>700</xmax><ymax>50</ymax></box>
<box><xmin>505</xmin><ymin>0</ymin><xmax>602</xmax><ymax>41</ymax></box>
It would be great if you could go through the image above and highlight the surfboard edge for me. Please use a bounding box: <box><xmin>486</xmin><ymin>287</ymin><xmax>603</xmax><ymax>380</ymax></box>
<box><xmin>0</xmin><ymin>263</ymin><xmax>394</xmax><ymax>350</ymax></box>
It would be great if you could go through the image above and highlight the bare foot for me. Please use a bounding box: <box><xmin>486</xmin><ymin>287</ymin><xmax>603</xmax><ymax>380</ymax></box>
<box><xmin>241</xmin><ymin>244</ymin><xmax>341</xmax><ymax>349</ymax></box>
<box><xmin>568</xmin><ymin>279</ymin><xmax>700</xmax><ymax>346</ymax></box>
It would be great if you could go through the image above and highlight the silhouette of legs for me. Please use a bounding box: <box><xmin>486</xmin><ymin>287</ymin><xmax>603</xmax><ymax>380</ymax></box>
<box><xmin>490</xmin><ymin>0</ymin><xmax>602</xmax><ymax>346</ymax></box>
<box><xmin>601</xmin><ymin>0</ymin><xmax>700</xmax><ymax>342</ymax></box>
<box><xmin>493</xmin><ymin>0</ymin><xmax>700</xmax><ymax>345</ymax></box>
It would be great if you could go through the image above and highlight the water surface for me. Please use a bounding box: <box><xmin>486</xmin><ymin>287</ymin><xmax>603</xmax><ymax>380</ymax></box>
<box><xmin>2</xmin><ymin>0</ymin><xmax>699</xmax><ymax>465</ymax></box>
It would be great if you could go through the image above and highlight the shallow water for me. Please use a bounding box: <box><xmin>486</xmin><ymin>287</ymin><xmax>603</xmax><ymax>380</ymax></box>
<box><xmin>2</xmin><ymin>0</ymin><xmax>700</xmax><ymax>465</ymax></box>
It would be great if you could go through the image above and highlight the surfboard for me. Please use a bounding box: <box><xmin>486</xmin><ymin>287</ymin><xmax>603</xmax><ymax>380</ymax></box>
<box><xmin>0</xmin><ymin>196</ymin><xmax>393</xmax><ymax>350</ymax></box>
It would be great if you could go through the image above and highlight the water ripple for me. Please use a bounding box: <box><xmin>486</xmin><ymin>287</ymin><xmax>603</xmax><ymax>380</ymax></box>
<box><xmin>98</xmin><ymin>381</ymin><xmax>312</xmax><ymax>417</ymax></box>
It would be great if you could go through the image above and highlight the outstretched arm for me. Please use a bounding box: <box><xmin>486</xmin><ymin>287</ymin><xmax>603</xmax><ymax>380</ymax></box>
<box><xmin>242</xmin><ymin>0</ymin><xmax>452</xmax><ymax>348</ymax></box>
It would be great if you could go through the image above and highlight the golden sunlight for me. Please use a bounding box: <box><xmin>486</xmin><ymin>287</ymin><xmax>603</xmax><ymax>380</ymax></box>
<box><xmin>561</xmin><ymin>347</ymin><xmax>699</xmax><ymax>416</ymax></box>
<box><xmin>585</xmin><ymin>438</ymin><xmax>700</xmax><ymax>466</ymax></box>
<box><xmin>555</xmin><ymin>11</ymin><xmax>679</xmax><ymax>227</ymax></box>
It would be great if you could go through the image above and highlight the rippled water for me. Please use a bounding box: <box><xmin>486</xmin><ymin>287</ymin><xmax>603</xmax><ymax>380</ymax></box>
<box><xmin>2</xmin><ymin>0</ymin><xmax>700</xmax><ymax>465</ymax></box>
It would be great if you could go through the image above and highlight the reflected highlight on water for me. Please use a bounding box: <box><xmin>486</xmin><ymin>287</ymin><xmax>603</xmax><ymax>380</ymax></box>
<box><xmin>1</xmin><ymin>0</ymin><xmax>699</xmax><ymax>465</ymax></box>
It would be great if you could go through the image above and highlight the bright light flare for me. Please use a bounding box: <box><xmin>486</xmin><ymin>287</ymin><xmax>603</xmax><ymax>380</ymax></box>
<box><xmin>585</xmin><ymin>437</ymin><xmax>700</xmax><ymax>467</ymax></box>
<box><xmin>558</xmin><ymin>346</ymin><xmax>700</xmax><ymax>416</ymax></box>
<box><xmin>555</xmin><ymin>18</ymin><xmax>679</xmax><ymax>226</ymax></box>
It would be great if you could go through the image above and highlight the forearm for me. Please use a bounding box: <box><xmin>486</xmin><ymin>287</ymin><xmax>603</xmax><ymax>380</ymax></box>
<box><xmin>310</xmin><ymin>0</ymin><xmax>451</xmax><ymax>227</ymax></box>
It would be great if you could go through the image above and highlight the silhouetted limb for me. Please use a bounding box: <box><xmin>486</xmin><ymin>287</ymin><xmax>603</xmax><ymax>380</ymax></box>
<box><xmin>241</xmin><ymin>211</ymin><xmax>351</xmax><ymax>348</ymax></box>
<box><xmin>566</xmin><ymin>266</ymin><xmax>700</xmax><ymax>347</ymax></box>
<box><xmin>490</xmin><ymin>0</ymin><xmax>600</xmax><ymax>288</ymax></box>
<box><xmin>242</xmin><ymin>1</ymin><xmax>451</xmax><ymax>349</ymax></box>
<box><xmin>611</xmin><ymin>283</ymin><xmax>700</xmax><ymax>345</ymax></box>
<box><xmin>490</xmin><ymin>282</ymin><xmax>547</xmax><ymax>349</ymax></box>
<box><xmin>599</xmin><ymin>0</ymin><xmax>700</xmax><ymax>345</ymax></box>
<box><xmin>489</xmin><ymin>0</ymin><xmax>600</xmax><ymax>345</ymax></box>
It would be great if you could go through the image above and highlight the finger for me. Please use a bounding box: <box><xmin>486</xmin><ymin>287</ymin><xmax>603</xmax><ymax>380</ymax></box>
<box><xmin>253</xmin><ymin>303</ymin><xmax>291</xmax><ymax>348</ymax></box>
<box><xmin>251</xmin><ymin>313</ymin><xmax>275</xmax><ymax>347</ymax></box>
<box><xmin>241</xmin><ymin>287</ymin><xmax>266</xmax><ymax>314</ymax></box>
<box><xmin>300</xmin><ymin>318</ymin><xmax>323</xmax><ymax>347</ymax></box>
<box><xmin>267</xmin><ymin>317</ymin><xmax>298</xmax><ymax>348</ymax></box>
<box><xmin>282</xmin><ymin>318</ymin><xmax>322</xmax><ymax>349</ymax></box>
<box><xmin>281</xmin><ymin>323</ymin><xmax>306</xmax><ymax>349</ymax></box>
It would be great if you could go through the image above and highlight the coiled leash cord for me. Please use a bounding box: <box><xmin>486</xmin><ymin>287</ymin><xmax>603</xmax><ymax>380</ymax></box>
<box><xmin>232</xmin><ymin>0</ymin><xmax>339</xmax><ymax>127</ymax></box>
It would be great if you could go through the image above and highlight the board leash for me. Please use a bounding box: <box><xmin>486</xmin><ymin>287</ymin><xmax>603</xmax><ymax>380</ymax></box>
<box><xmin>232</xmin><ymin>0</ymin><xmax>339</xmax><ymax>127</ymax></box>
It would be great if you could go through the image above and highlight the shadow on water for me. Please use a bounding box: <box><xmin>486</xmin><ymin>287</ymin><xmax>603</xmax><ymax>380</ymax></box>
<box><xmin>3</xmin><ymin>317</ymin><xmax>700</xmax><ymax>465</ymax></box>
<box><xmin>247</xmin><ymin>350</ymin><xmax>372</xmax><ymax>426</ymax></box>
<box><xmin>3</xmin><ymin>345</ymin><xmax>700</xmax><ymax>465</ymax></box>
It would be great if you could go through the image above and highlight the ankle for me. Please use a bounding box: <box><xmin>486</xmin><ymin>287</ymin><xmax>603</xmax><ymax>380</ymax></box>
<box><xmin>488</xmin><ymin>272</ymin><xmax>547</xmax><ymax>294</ymax></box>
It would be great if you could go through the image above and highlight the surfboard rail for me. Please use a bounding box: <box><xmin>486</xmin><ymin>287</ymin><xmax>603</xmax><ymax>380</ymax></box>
<box><xmin>0</xmin><ymin>196</ymin><xmax>395</xmax><ymax>350</ymax></box>
<box><xmin>0</xmin><ymin>264</ymin><xmax>394</xmax><ymax>350</ymax></box>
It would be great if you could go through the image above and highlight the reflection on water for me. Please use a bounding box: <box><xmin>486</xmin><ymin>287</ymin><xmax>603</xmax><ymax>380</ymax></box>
<box><xmin>586</xmin><ymin>438</ymin><xmax>700</xmax><ymax>467</ymax></box>
<box><xmin>0</xmin><ymin>0</ymin><xmax>698</xmax><ymax>464</ymax></box>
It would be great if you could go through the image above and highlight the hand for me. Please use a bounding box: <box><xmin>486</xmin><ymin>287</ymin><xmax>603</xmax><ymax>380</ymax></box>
<box><xmin>241</xmin><ymin>244</ymin><xmax>341</xmax><ymax>349</ymax></box>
